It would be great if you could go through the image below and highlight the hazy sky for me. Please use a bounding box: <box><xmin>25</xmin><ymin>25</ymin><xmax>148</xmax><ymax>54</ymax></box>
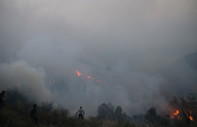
<box><xmin>0</xmin><ymin>0</ymin><xmax>197</xmax><ymax>116</ymax></box>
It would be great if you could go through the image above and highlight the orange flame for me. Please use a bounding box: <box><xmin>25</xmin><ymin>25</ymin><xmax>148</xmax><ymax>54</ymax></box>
<box><xmin>171</xmin><ymin>110</ymin><xmax>194</xmax><ymax>121</ymax></box>
<box><xmin>75</xmin><ymin>70</ymin><xmax>101</xmax><ymax>83</ymax></box>
<box><xmin>75</xmin><ymin>70</ymin><xmax>82</xmax><ymax>77</ymax></box>
<box><xmin>86</xmin><ymin>76</ymin><xmax>95</xmax><ymax>79</ymax></box>
<box><xmin>189</xmin><ymin>111</ymin><xmax>194</xmax><ymax>121</ymax></box>
<box><xmin>189</xmin><ymin>116</ymin><xmax>194</xmax><ymax>121</ymax></box>
<box><xmin>173</xmin><ymin>110</ymin><xmax>179</xmax><ymax>115</ymax></box>
<box><xmin>171</xmin><ymin>110</ymin><xmax>181</xmax><ymax>119</ymax></box>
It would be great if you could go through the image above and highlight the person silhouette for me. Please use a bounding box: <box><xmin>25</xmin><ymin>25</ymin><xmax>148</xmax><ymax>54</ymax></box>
<box><xmin>30</xmin><ymin>104</ymin><xmax>38</xmax><ymax>124</ymax></box>
<box><xmin>75</xmin><ymin>106</ymin><xmax>85</xmax><ymax>119</ymax></box>
<box><xmin>0</xmin><ymin>90</ymin><xmax>5</xmax><ymax>108</ymax></box>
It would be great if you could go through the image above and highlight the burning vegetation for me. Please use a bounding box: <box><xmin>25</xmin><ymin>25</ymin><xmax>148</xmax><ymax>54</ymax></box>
<box><xmin>75</xmin><ymin>70</ymin><xmax>101</xmax><ymax>83</ymax></box>
<box><xmin>75</xmin><ymin>70</ymin><xmax>82</xmax><ymax>77</ymax></box>
<box><xmin>169</xmin><ymin>93</ymin><xmax>196</xmax><ymax>126</ymax></box>
<box><xmin>171</xmin><ymin>109</ymin><xmax>181</xmax><ymax>119</ymax></box>
<box><xmin>0</xmin><ymin>89</ymin><xmax>197</xmax><ymax>127</ymax></box>
<box><xmin>170</xmin><ymin>109</ymin><xmax>194</xmax><ymax>121</ymax></box>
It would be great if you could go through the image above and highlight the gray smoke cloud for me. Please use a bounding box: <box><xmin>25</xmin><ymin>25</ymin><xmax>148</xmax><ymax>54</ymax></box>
<box><xmin>0</xmin><ymin>0</ymin><xmax>197</xmax><ymax>116</ymax></box>
<box><xmin>0</xmin><ymin>61</ymin><xmax>51</xmax><ymax>103</ymax></box>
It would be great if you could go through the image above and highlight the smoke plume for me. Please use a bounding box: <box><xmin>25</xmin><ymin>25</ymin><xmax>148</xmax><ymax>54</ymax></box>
<box><xmin>0</xmin><ymin>61</ymin><xmax>51</xmax><ymax>103</ymax></box>
<box><xmin>0</xmin><ymin>0</ymin><xmax>197</xmax><ymax>116</ymax></box>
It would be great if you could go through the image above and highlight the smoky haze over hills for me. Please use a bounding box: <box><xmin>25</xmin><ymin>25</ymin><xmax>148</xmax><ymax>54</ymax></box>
<box><xmin>0</xmin><ymin>0</ymin><xmax>197</xmax><ymax>116</ymax></box>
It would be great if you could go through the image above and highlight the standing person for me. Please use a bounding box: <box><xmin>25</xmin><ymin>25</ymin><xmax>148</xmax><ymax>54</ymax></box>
<box><xmin>75</xmin><ymin>106</ymin><xmax>85</xmax><ymax>119</ymax></box>
<box><xmin>0</xmin><ymin>90</ymin><xmax>5</xmax><ymax>108</ymax></box>
<box><xmin>30</xmin><ymin>104</ymin><xmax>38</xmax><ymax>124</ymax></box>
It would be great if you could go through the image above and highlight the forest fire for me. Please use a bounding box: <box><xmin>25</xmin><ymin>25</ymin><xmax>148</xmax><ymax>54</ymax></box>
<box><xmin>75</xmin><ymin>70</ymin><xmax>101</xmax><ymax>83</ymax></box>
<box><xmin>75</xmin><ymin>70</ymin><xmax>82</xmax><ymax>77</ymax></box>
<box><xmin>86</xmin><ymin>76</ymin><xmax>95</xmax><ymax>79</ymax></box>
<box><xmin>171</xmin><ymin>109</ymin><xmax>181</xmax><ymax>119</ymax></box>
<box><xmin>189</xmin><ymin>116</ymin><xmax>194</xmax><ymax>121</ymax></box>
<box><xmin>173</xmin><ymin>110</ymin><xmax>179</xmax><ymax>116</ymax></box>
<box><xmin>188</xmin><ymin>111</ymin><xmax>194</xmax><ymax>121</ymax></box>
<box><xmin>170</xmin><ymin>109</ymin><xmax>194</xmax><ymax>121</ymax></box>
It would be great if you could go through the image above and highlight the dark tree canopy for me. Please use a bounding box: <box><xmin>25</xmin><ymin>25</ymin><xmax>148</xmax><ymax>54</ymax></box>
<box><xmin>97</xmin><ymin>103</ymin><xmax>129</xmax><ymax>121</ymax></box>
<box><xmin>97</xmin><ymin>103</ymin><xmax>114</xmax><ymax>120</ymax></box>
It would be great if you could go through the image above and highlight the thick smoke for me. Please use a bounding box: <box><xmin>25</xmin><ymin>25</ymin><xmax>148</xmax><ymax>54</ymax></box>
<box><xmin>0</xmin><ymin>0</ymin><xmax>197</xmax><ymax>116</ymax></box>
<box><xmin>0</xmin><ymin>61</ymin><xmax>51</xmax><ymax>103</ymax></box>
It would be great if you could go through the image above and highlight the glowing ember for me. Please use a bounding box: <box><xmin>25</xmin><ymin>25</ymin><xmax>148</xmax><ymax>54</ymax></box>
<box><xmin>75</xmin><ymin>70</ymin><xmax>101</xmax><ymax>83</ymax></box>
<box><xmin>189</xmin><ymin>116</ymin><xmax>194</xmax><ymax>121</ymax></box>
<box><xmin>173</xmin><ymin>110</ymin><xmax>179</xmax><ymax>115</ymax></box>
<box><xmin>170</xmin><ymin>110</ymin><xmax>194</xmax><ymax>121</ymax></box>
<box><xmin>86</xmin><ymin>76</ymin><xmax>95</xmax><ymax>79</ymax></box>
<box><xmin>189</xmin><ymin>111</ymin><xmax>194</xmax><ymax>121</ymax></box>
<box><xmin>75</xmin><ymin>70</ymin><xmax>82</xmax><ymax>77</ymax></box>
<box><xmin>171</xmin><ymin>110</ymin><xmax>181</xmax><ymax>119</ymax></box>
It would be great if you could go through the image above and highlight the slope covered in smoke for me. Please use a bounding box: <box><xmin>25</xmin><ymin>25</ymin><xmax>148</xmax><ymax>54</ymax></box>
<box><xmin>183</xmin><ymin>52</ymin><xmax>197</xmax><ymax>70</ymax></box>
<box><xmin>0</xmin><ymin>0</ymin><xmax>197</xmax><ymax>116</ymax></box>
<box><xmin>159</xmin><ymin>52</ymin><xmax>197</xmax><ymax>97</ymax></box>
<box><xmin>0</xmin><ymin>61</ymin><xmax>51</xmax><ymax>103</ymax></box>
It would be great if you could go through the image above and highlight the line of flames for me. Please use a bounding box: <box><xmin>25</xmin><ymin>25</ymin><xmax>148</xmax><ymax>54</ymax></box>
<box><xmin>75</xmin><ymin>70</ymin><xmax>101</xmax><ymax>83</ymax></box>
<box><xmin>171</xmin><ymin>109</ymin><xmax>194</xmax><ymax>121</ymax></box>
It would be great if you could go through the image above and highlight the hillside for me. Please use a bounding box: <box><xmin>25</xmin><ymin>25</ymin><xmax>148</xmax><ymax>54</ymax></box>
<box><xmin>0</xmin><ymin>89</ymin><xmax>197</xmax><ymax>127</ymax></box>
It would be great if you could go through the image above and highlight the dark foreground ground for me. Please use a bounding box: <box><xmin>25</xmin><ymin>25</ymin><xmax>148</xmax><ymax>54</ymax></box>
<box><xmin>0</xmin><ymin>102</ymin><xmax>196</xmax><ymax>127</ymax></box>
<box><xmin>0</xmin><ymin>89</ymin><xmax>197</xmax><ymax>127</ymax></box>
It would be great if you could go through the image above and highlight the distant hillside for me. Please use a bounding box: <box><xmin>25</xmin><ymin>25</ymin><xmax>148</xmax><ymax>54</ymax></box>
<box><xmin>183</xmin><ymin>52</ymin><xmax>197</xmax><ymax>70</ymax></box>
<box><xmin>159</xmin><ymin>52</ymin><xmax>197</xmax><ymax>96</ymax></box>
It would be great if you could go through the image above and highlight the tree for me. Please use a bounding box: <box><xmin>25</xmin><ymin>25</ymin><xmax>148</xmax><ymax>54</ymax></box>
<box><xmin>169</xmin><ymin>93</ymin><xmax>197</xmax><ymax>126</ymax></box>
<box><xmin>97</xmin><ymin>103</ymin><xmax>129</xmax><ymax>121</ymax></box>
<box><xmin>97</xmin><ymin>103</ymin><xmax>115</xmax><ymax>120</ymax></box>
<box><xmin>115</xmin><ymin>106</ymin><xmax>122</xmax><ymax>120</ymax></box>
<box><xmin>145</xmin><ymin>106</ymin><xmax>158</xmax><ymax>124</ymax></box>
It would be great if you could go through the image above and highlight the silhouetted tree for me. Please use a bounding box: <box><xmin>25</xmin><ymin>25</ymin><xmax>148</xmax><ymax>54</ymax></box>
<box><xmin>41</xmin><ymin>102</ymin><xmax>53</xmax><ymax>112</ymax></box>
<box><xmin>5</xmin><ymin>88</ymin><xmax>27</xmax><ymax>104</ymax></box>
<box><xmin>97</xmin><ymin>103</ymin><xmax>130</xmax><ymax>121</ymax></box>
<box><xmin>97</xmin><ymin>103</ymin><xmax>115</xmax><ymax>120</ymax></box>
<box><xmin>115</xmin><ymin>106</ymin><xmax>122</xmax><ymax>120</ymax></box>
<box><xmin>114</xmin><ymin>106</ymin><xmax>129</xmax><ymax>120</ymax></box>
<box><xmin>145</xmin><ymin>106</ymin><xmax>169</xmax><ymax>126</ymax></box>
<box><xmin>169</xmin><ymin>93</ymin><xmax>197</xmax><ymax>126</ymax></box>
<box><xmin>145</xmin><ymin>107</ymin><xmax>158</xmax><ymax>124</ymax></box>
